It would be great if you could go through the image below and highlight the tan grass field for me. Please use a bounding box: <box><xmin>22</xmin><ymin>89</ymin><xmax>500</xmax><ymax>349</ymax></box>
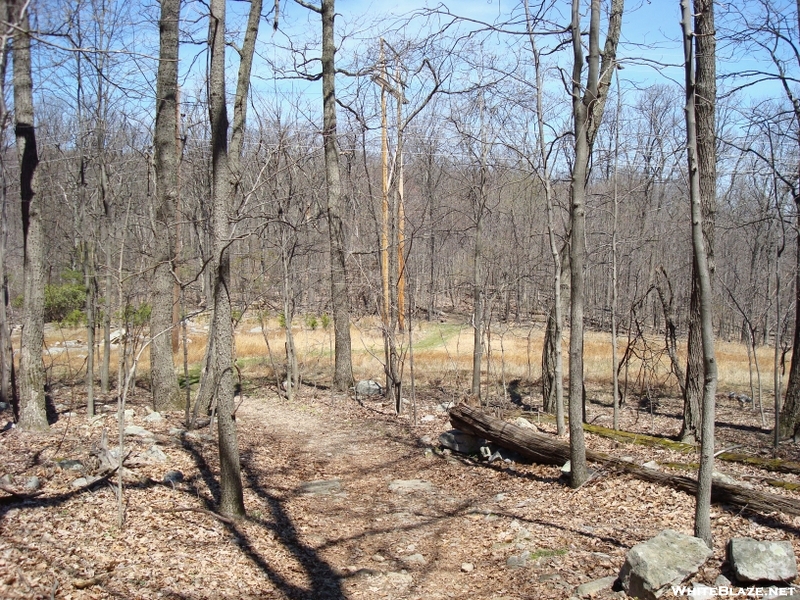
<box><xmin>36</xmin><ymin>315</ymin><xmax>782</xmax><ymax>401</ymax></box>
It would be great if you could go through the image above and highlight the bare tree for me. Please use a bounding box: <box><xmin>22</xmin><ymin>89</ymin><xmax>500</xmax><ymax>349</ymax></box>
<box><xmin>567</xmin><ymin>0</ymin><xmax>623</xmax><ymax>487</ymax></box>
<box><xmin>12</xmin><ymin>0</ymin><xmax>47</xmax><ymax>431</ymax></box>
<box><xmin>681</xmin><ymin>0</ymin><xmax>718</xmax><ymax>547</ymax></box>
<box><xmin>150</xmin><ymin>0</ymin><xmax>182</xmax><ymax>412</ymax></box>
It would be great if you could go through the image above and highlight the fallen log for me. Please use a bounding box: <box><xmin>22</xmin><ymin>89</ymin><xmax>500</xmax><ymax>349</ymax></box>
<box><xmin>507</xmin><ymin>408</ymin><xmax>800</xmax><ymax>476</ymax></box>
<box><xmin>449</xmin><ymin>405</ymin><xmax>800</xmax><ymax>517</ymax></box>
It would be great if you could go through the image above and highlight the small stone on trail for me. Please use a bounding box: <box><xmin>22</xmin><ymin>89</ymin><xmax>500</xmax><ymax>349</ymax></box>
<box><xmin>300</xmin><ymin>479</ymin><xmax>342</xmax><ymax>496</ymax></box>
<box><xmin>388</xmin><ymin>479</ymin><xmax>435</xmax><ymax>494</ymax></box>
<box><xmin>461</xmin><ymin>563</ymin><xmax>474</xmax><ymax>573</ymax></box>
<box><xmin>402</xmin><ymin>553</ymin><xmax>426</xmax><ymax>566</ymax></box>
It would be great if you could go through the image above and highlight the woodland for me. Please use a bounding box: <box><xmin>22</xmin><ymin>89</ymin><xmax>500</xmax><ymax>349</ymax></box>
<box><xmin>1</xmin><ymin>0</ymin><xmax>800</xmax><ymax>597</ymax></box>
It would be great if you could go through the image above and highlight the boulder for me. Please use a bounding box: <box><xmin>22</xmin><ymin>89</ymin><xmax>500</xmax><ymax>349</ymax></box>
<box><xmin>355</xmin><ymin>380</ymin><xmax>383</xmax><ymax>396</ymax></box>
<box><xmin>124</xmin><ymin>425</ymin><xmax>154</xmax><ymax>438</ymax></box>
<box><xmin>728</xmin><ymin>538</ymin><xmax>797</xmax><ymax>584</ymax></box>
<box><xmin>439</xmin><ymin>429</ymin><xmax>482</xmax><ymax>454</ymax></box>
<box><xmin>163</xmin><ymin>470</ymin><xmax>184</xmax><ymax>484</ymax></box>
<box><xmin>619</xmin><ymin>530</ymin><xmax>713</xmax><ymax>600</ymax></box>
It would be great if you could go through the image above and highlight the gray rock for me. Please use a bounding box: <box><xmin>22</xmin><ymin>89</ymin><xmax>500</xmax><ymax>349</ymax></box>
<box><xmin>355</xmin><ymin>380</ymin><xmax>383</xmax><ymax>396</ymax></box>
<box><xmin>124</xmin><ymin>425</ymin><xmax>154</xmax><ymax>438</ymax></box>
<box><xmin>56</xmin><ymin>459</ymin><xmax>84</xmax><ymax>471</ymax></box>
<box><xmin>0</xmin><ymin>474</ymin><xmax>13</xmax><ymax>485</ymax></box>
<box><xmin>728</xmin><ymin>538</ymin><xmax>797</xmax><ymax>584</ymax></box>
<box><xmin>713</xmin><ymin>471</ymin><xmax>753</xmax><ymax>489</ymax></box>
<box><xmin>24</xmin><ymin>476</ymin><xmax>41</xmax><ymax>491</ymax></box>
<box><xmin>461</xmin><ymin>562</ymin><xmax>474</xmax><ymax>573</ymax></box>
<box><xmin>436</xmin><ymin>402</ymin><xmax>454</xmax><ymax>413</ymax></box>
<box><xmin>575</xmin><ymin>576</ymin><xmax>617</xmax><ymax>597</ymax></box>
<box><xmin>388</xmin><ymin>479</ymin><xmax>434</xmax><ymax>494</ymax></box>
<box><xmin>300</xmin><ymin>479</ymin><xmax>342</xmax><ymax>496</ymax></box>
<box><xmin>619</xmin><ymin>530</ymin><xmax>713</xmax><ymax>600</ymax></box>
<box><xmin>71</xmin><ymin>476</ymin><xmax>100</xmax><ymax>488</ymax></box>
<box><xmin>642</xmin><ymin>461</ymin><xmax>660</xmax><ymax>470</ymax></box>
<box><xmin>0</xmin><ymin>402</ymin><xmax>8</xmax><ymax>411</ymax></box>
<box><xmin>163</xmin><ymin>470</ymin><xmax>184</xmax><ymax>484</ymax></box>
<box><xmin>514</xmin><ymin>417</ymin><xmax>536</xmax><ymax>429</ymax></box>
<box><xmin>439</xmin><ymin>429</ymin><xmax>483</xmax><ymax>454</ymax></box>
<box><xmin>561</xmin><ymin>461</ymin><xmax>572</xmax><ymax>474</ymax></box>
<box><xmin>143</xmin><ymin>411</ymin><xmax>163</xmax><ymax>423</ymax></box>
<box><xmin>123</xmin><ymin>408</ymin><xmax>135</xmax><ymax>420</ymax></box>
<box><xmin>401</xmin><ymin>553</ymin><xmax>426</xmax><ymax>566</ymax></box>
<box><xmin>507</xmin><ymin>551</ymin><xmax>530</xmax><ymax>569</ymax></box>
<box><xmin>420</xmin><ymin>414</ymin><xmax>435</xmax><ymax>423</ymax></box>
<box><xmin>714</xmin><ymin>574</ymin><xmax>731</xmax><ymax>588</ymax></box>
<box><xmin>143</xmin><ymin>445</ymin><xmax>168</xmax><ymax>463</ymax></box>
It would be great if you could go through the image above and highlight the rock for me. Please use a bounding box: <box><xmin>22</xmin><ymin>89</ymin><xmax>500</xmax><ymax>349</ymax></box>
<box><xmin>143</xmin><ymin>412</ymin><xmax>163</xmax><ymax>423</ymax></box>
<box><xmin>0</xmin><ymin>474</ymin><xmax>13</xmax><ymax>485</ymax></box>
<box><xmin>561</xmin><ymin>461</ymin><xmax>571</xmax><ymax>474</ymax></box>
<box><xmin>124</xmin><ymin>425</ymin><xmax>154</xmax><ymax>438</ymax></box>
<box><xmin>300</xmin><ymin>479</ymin><xmax>342</xmax><ymax>496</ymax></box>
<box><xmin>420</xmin><ymin>414</ymin><xmax>435</xmax><ymax>423</ymax></box>
<box><xmin>0</xmin><ymin>402</ymin><xmax>8</xmax><ymax>411</ymax></box>
<box><xmin>56</xmin><ymin>459</ymin><xmax>84</xmax><ymax>472</ymax></box>
<box><xmin>575</xmin><ymin>576</ymin><xmax>617</xmax><ymax>597</ymax></box>
<box><xmin>728</xmin><ymin>538</ymin><xmax>797</xmax><ymax>584</ymax></box>
<box><xmin>642</xmin><ymin>461</ymin><xmax>660</xmax><ymax>470</ymax></box>
<box><xmin>168</xmin><ymin>427</ymin><xmax>186</xmax><ymax>436</ymax></box>
<box><xmin>71</xmin><ymin>476</ymin><xmax>100</xmax><ymax>488</ymax></box>
<box><xmin>124</xmin><ymin>408</ymin><xmax>135</xmax><ymax>420</ymax></box>
<box><xmin>388</xmin><ymin>479</ymin><xmax>434</xmax><ymax>494</ymax></box>
<box><xmin>402</xmin><ymin>553</ymin><xmax>426</xmax><ymax>566</ymax></box>
<box><xmin>713</xmin><ymin>471</ymin><xmax>752</xmax><ymax>489</ymax></box>
<box><xmin>714</xmin><ymin>574</ymin><xmax>731</xmax><ymax>588</ymax></box>
<box><xmin>355</xmin><ymin>380</ymin><xmax>383</xmax><ymax>396</ymax></box>
<box><xmin>163</xmin><ymin>470</ymin><xmax>184</xmax><ymax>484</ymax></box>
<box><xmin>507</xmin><ymin>551</ymin><xmax>530</xmax><ymax>569</ymax></box>
<box><xmin>372</xmin><ymin>554</ymin><xmax>386</xmax><ymax>562</ymax></box>
<box><xmin>143</xmin><ymin>445</ymin><xmax>168</xmax><ymax>463</ymax></box>
<box><xmin>419</xmin><ymin>435</ymin><xmax>433</xmax><ymax>445</ymax></box>
<box><xmin>439</xmin><ymin>429</ymin><xmax>482</xmax><ymax>454</ymax></box>
<box><xmin>461</xmin><ymin>562</ymin><xmax>474</xmax><ymax>573</ymax></box>
<box><xmin>619</xmin><ymin>530</ymin><xmax>713</xmax><ymax>600</ymax></box>
<box><xmin>24</xmin><ymin>476</ymin><xmax>41</xmax><ymax>491</ymax></box>
<box><xmin>436</xmin><ymin>402</ymin><xmax>454</xmax><ymax>413</ymax></box>
<box><xmin>514</xmin><ymin>417</ymin><xmax>536</xmax><ymax>429</ymax></box>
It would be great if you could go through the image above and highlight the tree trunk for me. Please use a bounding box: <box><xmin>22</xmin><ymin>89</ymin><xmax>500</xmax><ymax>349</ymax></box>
<box><xmin>567</xmin><ymin>0</ymin><xmax>623</xmax><ymax>487</ymax></box>
<box><xmin>12</xmin><ymin>0</ymin><xmax>47</xmax><ymax>432</ymax></box>
<box><xmin>682</xmin><ymin>0</ymin><xmax>718</xmax><ymax>548</ymax></box>
<box><xmin>321</xmin><ymin>0</ymin><xmax>353</xmax><ymax>392</ymax></box>
<box><xmin>208</xmin><ymin>0</ymin><xmax>244</xmax><ymax>519</ymax></box>
<box><xmin>151</xmin><ymin>0</ymin><xmax>181</xmax><ymax>412</ymax></box>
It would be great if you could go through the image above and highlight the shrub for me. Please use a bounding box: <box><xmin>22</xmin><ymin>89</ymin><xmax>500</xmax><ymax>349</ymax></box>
<box><xmin>44</xmin><ymin>271</ymin><xmax>86</xmax><ymax>323</ymax></box>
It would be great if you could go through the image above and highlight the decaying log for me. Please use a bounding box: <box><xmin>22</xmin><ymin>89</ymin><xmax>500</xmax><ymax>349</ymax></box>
<box><xmin>449</xmin><ymin>405</ymin><xmax>800</xmax><ymax>517</ymax></box>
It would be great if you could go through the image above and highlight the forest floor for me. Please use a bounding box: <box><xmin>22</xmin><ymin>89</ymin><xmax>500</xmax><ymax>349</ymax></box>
<box><xmin>0</xmin><ymin>382</ymin><xmax>799</xmax><ymax>600</ymax></box>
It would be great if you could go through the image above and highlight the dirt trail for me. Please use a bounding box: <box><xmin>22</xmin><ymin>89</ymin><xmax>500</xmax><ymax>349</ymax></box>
<box><xmin>1</xmin><ymin>388</ymin><xmax>797</xmax><ymax>599</ymax></box>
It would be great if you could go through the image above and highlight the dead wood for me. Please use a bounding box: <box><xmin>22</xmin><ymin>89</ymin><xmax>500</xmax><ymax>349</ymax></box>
<box><xmin>449</xmin><ymin>405</ymin><xmax>800</xmax><ymax>517</ymax></box>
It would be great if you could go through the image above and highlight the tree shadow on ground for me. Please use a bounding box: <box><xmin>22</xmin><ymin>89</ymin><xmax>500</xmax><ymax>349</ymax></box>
<box><xmin>180</xmin><ymin>436</ymin><xmax>346</xmax><ymax>600</ymax></box>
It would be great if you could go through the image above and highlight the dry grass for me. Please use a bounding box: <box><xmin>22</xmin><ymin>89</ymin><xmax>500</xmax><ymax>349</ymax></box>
<box><xmin>33</xmin><ymin>317</ymin><xmax>785</xmax><ymax>399</ymax></box>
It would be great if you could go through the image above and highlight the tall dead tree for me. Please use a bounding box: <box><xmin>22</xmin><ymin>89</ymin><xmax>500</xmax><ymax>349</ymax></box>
<box><xmin>12</xmin><ymin>0</ymin><xmax>47</xmax><ymax>431</ymax></box>
<box><xmin>567</xmin><ymin>0</ymin><xmax>623</xmax><ymax>487</ymax></box>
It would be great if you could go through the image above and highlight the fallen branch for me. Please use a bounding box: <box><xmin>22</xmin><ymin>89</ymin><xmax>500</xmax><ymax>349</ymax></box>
<box><xmin>450</xmin><ymin>405</ymin><xmax>800</xmax><ymax>517</ymax></box>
